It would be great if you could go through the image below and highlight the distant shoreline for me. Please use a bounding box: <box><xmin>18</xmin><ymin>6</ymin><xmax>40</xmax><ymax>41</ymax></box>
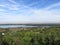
<box><xmin>0</xmin><ymin>24</ymin><xmax>60</xmax><ymax>26</ymax></box>
<box><xmin>0</xmin><ymin>24</ymin><xmax>60</xmax><ymax>28</ymax></box>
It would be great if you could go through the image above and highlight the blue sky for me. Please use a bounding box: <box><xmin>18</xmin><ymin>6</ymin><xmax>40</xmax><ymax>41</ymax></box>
<box><xmin>0</xmin><ymin>0</ymin><xmax>60</xmax><ymax>24</ymax></box>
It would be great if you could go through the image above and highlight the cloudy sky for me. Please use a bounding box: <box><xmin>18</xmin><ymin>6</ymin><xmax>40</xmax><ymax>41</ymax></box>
<box><xmin>0</xmin><ymin>0</ymin><xmax>60</xmax><ymax>24</ymax></box>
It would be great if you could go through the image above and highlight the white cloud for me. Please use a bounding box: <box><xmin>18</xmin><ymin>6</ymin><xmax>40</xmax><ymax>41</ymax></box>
<box><xmin>8</xmin><ymin>5</ymin><xmax>19</xmax><ymax>10</ymax></box>
<box><xmin>0</xmin><ymin>9</ymin><xmax>5</xmax><ymax>12</ymax></box>
<box><xmin>45</xmin><ymin>2</ymin><xmax>60</xmax><ymax>10</ymax></box>
<box><xmin>5</xmin><ymin>0</ymin><xmax>30</xmax><ymax>11</ymax></box>
<box><xmin>8</xmin><ymin>0</ymin><xmax>17</xmax><ymax>4</ymax></box>
<box><xmin>0</xmin><ymin>8</ymin><xmax>60</xmax><ymax>24</ymax></box>
<box><xmin>0</xmin><ymin>4</ymin><xmax>5</xmax><ymax>7</ymax></box>
<box><xmin>26</xmin><ymin>0</ymin><xmax>40</xmax><ymax>6</ymax></box>
<box><xmin>0</xmin><ymin>1</ymin><xmax>60</xmax><ymax>24</ymax></box>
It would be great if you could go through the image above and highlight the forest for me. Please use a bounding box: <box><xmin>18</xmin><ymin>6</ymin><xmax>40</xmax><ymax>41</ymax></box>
<box><xmin>0</xmin><ymin>26</ymin><xmax>60</xmax><ymax>45</ymax></box>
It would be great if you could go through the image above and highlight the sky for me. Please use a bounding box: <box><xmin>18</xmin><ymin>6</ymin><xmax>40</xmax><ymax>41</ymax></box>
<box><xmin>0</xmin><ymin>0</ymin><xmax>60</xmax><ymax>24</ymax></box>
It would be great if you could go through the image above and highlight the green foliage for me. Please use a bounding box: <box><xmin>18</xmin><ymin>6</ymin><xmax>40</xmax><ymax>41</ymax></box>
<box><xmin>0</xmin><ymin>26</ymin><xmax>60</xmax><ymax>45</ymax></box>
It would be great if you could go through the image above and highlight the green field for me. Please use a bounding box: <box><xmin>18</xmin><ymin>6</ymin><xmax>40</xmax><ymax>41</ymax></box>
<box><xmin>0</xmin><ymin>26</ymin><xmax>60</xmax><ymax>45</ymax></box>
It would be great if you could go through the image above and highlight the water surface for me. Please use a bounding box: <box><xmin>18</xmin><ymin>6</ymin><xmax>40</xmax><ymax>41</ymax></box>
<box><xmin>0</xmin><ymin>25</ymin><xmax>39</xmax><ymax>28</ymax></box>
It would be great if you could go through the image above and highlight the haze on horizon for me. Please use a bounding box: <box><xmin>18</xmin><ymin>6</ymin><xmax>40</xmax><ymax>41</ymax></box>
<box><xmin>0</xmin><ymin>0</ymin><xmax>60</xmax><ymax>24</ymax></box>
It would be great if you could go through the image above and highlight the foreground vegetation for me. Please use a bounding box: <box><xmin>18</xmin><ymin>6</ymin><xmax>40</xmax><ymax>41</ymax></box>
<box><xmin>0</xmin><ymin>26</ymin><xmax>60</xmax><ymax>45</ymax></box>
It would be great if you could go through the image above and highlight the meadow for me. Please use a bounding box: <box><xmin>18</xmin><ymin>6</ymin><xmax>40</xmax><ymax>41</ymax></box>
<box><xmin>0</xmin><ymin>26</ymin><xmax>60</xmax><ymax>45</ymax></box>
